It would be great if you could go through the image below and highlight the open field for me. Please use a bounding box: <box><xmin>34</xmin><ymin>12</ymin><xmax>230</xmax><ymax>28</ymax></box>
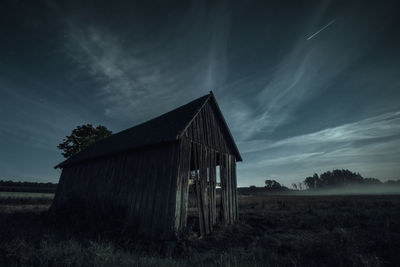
<box><xmin>0</xmin><ymin>192</ymin><xmax>54</xmax><ymax>213</ymax></box>
<box><xmin>0</xmin><ymin>192</ymin><xmax>54</xmax><ymax>198</ymax></box>
<box><xmin>1</xmin><ymin>192</ymin><xmax>399</xmax><ymax>266</ymax></box>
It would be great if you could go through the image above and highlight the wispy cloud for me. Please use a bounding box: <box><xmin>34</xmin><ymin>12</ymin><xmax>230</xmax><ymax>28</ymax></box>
<box><xmin>65</xmin><ymin>2</ymin><xmax>232</xmax><ymax>123</ymax></box>
<box><xmin>242</xmin><ymin>110</ymin><xmax>400</xmax><ymax>153</ymax></box>
<box><xmin>222</xmin><ymin>3</ymin><xmax>397</xmax><ymax>144</ymax></box>
<box><xmin>67</xmin><ymin>25</ymin><xmax>162</xmax><ymax>119</ymax></box>
<box><xmin>237</xmin><ymin>111</ymin><xmax>400</xmax><ymax>186</ymax></box>
<box><xmin>224</xmin><ymin>48</ymin><xmax>314</xmax><ymax>141</ymax></box>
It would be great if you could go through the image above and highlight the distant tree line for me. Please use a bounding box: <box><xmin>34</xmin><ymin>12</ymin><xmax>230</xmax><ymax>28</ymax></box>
<box><xmin>241</xmin><ymin>179</ymin><xmax>289</xmax><ymax>195</ymax></box>
<box><xmin>264</xmin><ymin>179</ymin><xmax>289</xmax><ymax>191</ymax></box>
<box><xmin>247</xmin><ymin>179</ymin><xmax>289</xmax><ymax>191</ymax></box>
<box><xmin>0</xmin><ymin>180</ymin><xmax>57</xmax><ymax>193</ymax></box>
<box><xmin>242</xmin><ymin>169</ymin><xmax>400</xmax><ymax>195</ymax></box>
<box><xmin>302</xmin><ymin>169</ymin><xmax>400</xmax><ymax>189</ymax></box>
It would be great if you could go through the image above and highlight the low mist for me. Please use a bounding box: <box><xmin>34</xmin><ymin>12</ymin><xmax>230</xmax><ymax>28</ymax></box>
<box><xmin>293</xmin><ymin>184</ymin><xmax>400</xmax><ymax>196</ymax></box>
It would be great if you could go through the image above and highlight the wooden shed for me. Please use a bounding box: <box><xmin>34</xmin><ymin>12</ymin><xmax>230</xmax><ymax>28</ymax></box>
<box><xmin>52</xmin><ymin>92</ymin><xmax>242</xmax><ymax>239</ymax></box>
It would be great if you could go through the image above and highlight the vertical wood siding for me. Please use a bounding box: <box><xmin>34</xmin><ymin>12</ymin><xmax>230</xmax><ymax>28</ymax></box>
<box><xmin>52</xmin><ymin>143</ymin><xmax>180</xmax><ymax>240</ymax></box>
<box><xmin>174</xmin><ymin>138</ymin><xmax>191</xmax><ymax>232</ymax></box>
<box><xmin>172</xmin><ymin>140</ymin><xmax>239</xmax><ymax>236</ymax></box>
<box><xmin>183</xmin><ymin>102</ymin><xmax>233</xmax><ymax>155</ymax></box>
<box><xmin>173</xmin><ymin>100</ymin><xmax>239</xmax><ymax>236</ymax></box>
<box><xmin>219</xmin><ymin>153</ymin><xmax>238</xmax><ymax>224</ymax></box>
<box><xmin>186</xmin><ymin>141</ymin><xmax>218</xmax><ymax>236</ymax></box>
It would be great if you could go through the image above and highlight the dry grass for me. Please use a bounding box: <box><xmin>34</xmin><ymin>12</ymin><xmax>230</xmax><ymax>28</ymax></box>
<box><xmin>0</xmin><ymin>192</ymin><xmax>399</xmax><ymax>266</ymax></box>
<box><xmin>0</xmin><ymin>192</ymin><xmax>54</xmax><ymax>198</ymax></box>
<box><xmin>0</xmin><ymin>192</ymin><xmax>54</xmax><ymax>213</ymax></box>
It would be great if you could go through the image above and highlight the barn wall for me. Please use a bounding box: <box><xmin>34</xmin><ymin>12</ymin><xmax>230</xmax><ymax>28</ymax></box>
<box><xmin>52</xmin><ymin>143</ymin><xmax>180</xmax><ymax>240</ymax></box>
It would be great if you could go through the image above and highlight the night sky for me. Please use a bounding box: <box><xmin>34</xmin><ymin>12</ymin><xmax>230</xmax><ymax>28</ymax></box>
<box><xmin>1</xmin><ymin>0</ymin><xmax>399</xmax><ymax>186</ymax></box>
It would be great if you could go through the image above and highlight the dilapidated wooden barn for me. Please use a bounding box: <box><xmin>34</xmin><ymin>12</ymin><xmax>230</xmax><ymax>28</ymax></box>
<box><xmin>52</xmin><ymin>92</ymin><xmax>242</xmax><ymax>239</ymax></box>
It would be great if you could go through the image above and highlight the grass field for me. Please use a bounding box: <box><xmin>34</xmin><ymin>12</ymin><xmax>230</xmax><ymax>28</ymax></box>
<box><xmin>0</xmin><ymin>192</ymin><xmax>54</xmax><ymax>213</ymax></box>
<box><xmin>1</xmin><ymin>192</ymin><xmax>399</xmax><ymax>266</ymax></box>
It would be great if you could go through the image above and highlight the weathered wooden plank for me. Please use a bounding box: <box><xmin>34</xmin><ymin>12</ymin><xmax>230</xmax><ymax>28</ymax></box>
<box><xmin>228</xmin><ymin>155</ymin><xmax>233</xmax><ymax>224</ymax></box>
<box><xmin>182</xmin><ymin>139</ymin><xmax>192</xmax><ymax>229</ymax></box>
<box><xmin>211</xmin><ymin>149</ymin><xmax>217</xmax><ymax>225</ymax></box>
<box><xmin>131</xmin><ymin>150</ymin><xmax>150</xmax><ymax>230</ymax></box>
<box><xmin>174</xmin><ymin>137</ymin><xmax>191</xmax><ymax>232</ymax></box>
<box><xmin>125</xmin><ymin>152</ymin><xmax>145</xmax><ymax>230</ymax></box>
<box><xmin>201</xmin><ymin>145</ymin><xmax>210</xmax><ymax>234</ymax></box>
<box><xmin>174</xmin><ymin>140</ymin><xmax>184</xmax><ymax>231</ymax></box>
<box><xmin>191</xmin><ymin>143</ymin><xmax>203</xmax><ymax>236</ymax></box>
<box><xmin>208</xmin><ymin>148</ymin><xmax>217</xmax><ymax>228</ymax></box>
<box><xmin>183</xmin><ymin>102</ymin><xmax>234</xmax><ymax>155</ymax></box>
<box><xmin>207</xmin><ymin>148</ymin><xmax>213</xmax><ymax>227</ymax></box>
<box><xmin>199</xmin><ymin>145</ymin><xmax>207</xmax><ymax>234</ymax></box>
<box><xmin>233</xmin><ymin>157</ymin><xmax>238</xmax><ymax>221</ymax></box>
<box><xmin>142</xmin><ymin>151</ymin><xmax>162</xmax><ymax>236</ymax></box>
<box><xmin>219</xmin><ymin>153</ymin><xmax>227</xmax><ymax>225</ymax></box>
<box><xmin>225</xmin><ymin>154</ymin><xmax>230</xmax><ymax>224</ymax></box>
<box><xmin>165</xmin><ymin>143</ymin><xmax>181</xmax><ymax>239</ymax></box>
<box><xmin>152</xmin><ymin>146</ymin><xmax>176</xmax><ymax>238</ymax></box>
<box><xmin>179</xmin><ymin>140</ymin><xmax>190</xmax><ymax>230</ymax></box>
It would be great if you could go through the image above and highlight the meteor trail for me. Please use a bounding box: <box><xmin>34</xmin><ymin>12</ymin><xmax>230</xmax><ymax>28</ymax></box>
<box><xmin>307</xmin><ymin>19</ymin><xmax>336</xmax><ymax>40</ymax></box>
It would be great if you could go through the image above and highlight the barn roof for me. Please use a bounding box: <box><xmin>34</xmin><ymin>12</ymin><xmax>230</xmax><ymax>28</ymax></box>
<box><xmin>55</xmin><ymin>92</ymin><xmax>242</xmax><ymax>168</ymax></box>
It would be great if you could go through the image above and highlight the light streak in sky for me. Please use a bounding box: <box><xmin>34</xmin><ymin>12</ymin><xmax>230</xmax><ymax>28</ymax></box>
<box><xmin>307</xmin><ymin>19</ymin><xmax>336</xmax><ymax>40</ymax></box>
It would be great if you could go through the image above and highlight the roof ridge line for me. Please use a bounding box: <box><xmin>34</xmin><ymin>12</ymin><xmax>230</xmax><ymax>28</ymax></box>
<box><xmin>176</xmin><ymin>93</ymin><xmax>212</xmax><ymax>139</ymax></box>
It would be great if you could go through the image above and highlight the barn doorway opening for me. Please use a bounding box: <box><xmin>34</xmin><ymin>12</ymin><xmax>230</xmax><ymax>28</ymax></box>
<box><xmin>187</xmin><ymin>168</ymin><xmax>199</xmax><ymax>234</ymax></box>
<box><xmin>186</xmin><ymin>144</ymin><xmax>219</xmax><ymax>236</ymax></box>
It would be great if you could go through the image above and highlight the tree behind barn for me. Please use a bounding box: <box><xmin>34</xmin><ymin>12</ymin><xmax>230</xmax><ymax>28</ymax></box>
<box><xmin>57</xmin><ymin>124</ymin><xmax>112</xmax><ymax>158</ymax></box>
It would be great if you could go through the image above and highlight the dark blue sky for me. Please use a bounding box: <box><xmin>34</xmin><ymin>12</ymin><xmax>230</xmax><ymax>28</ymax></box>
<box><xmin>1</xmin><ymin>0</ymin><xmax>399</xmax><ymax>186</ymax></box>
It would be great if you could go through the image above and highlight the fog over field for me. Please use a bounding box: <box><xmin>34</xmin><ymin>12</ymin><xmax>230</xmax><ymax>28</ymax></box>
<box><xmin>295</xmin><ymin>185</ymin><xmax>400</xmax><ymax>195</ymax></box>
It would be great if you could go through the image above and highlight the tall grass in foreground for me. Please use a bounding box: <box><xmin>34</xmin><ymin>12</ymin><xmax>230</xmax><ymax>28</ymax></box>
<box><xmin>1</xmin><ymin>233</ymin><xmax>383</xmax><ymax>267</ymax></box>
<box><xmin>1</xmin><ymin>194</ymin><xmax>399</xmax><ymax>266</ymax></box>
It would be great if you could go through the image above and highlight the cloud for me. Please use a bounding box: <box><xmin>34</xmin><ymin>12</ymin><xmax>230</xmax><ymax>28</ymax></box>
<box><xmin>67</xmin><ymin>25</ymin><xmax>160</xmax><ymax>118</ymax></box>
<box><xmin>222</xmin><ymin>2</ymin><xmax>398</xmax><ymax>143</ymax></box>
<box><xmin>241</xmin><ymin>110</ymin><xmax>400</xmax><ymax>153</ymax></box>
<box><xmin>237</xmin><ymin>111</ymin><xmax>400</xmax><ymax>186</ymax></box>
<box><xmin>65</xmin><ymin>2</ymin><xmax>232</xmax><ymax>123</ymax></box>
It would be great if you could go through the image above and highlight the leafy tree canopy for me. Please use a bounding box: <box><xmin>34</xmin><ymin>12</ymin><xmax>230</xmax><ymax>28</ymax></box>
<box><xmin>57</xmin><ymin>124</ymin><xmax>112</xmax><ymax>158</ymax></box>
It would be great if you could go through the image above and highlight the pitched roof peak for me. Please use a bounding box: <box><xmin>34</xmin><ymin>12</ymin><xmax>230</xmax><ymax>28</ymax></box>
<box><xmin>56</xmin><ymin>92</ymin><xmax>241</xmax><ymax>168</ymax></box>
